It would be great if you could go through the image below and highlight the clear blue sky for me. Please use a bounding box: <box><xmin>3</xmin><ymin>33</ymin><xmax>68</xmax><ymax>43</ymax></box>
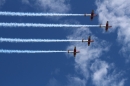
<box><xmin>0</xmin><ymin>0</ymin><xmax>129</xmax><ymax>86</ymax></box>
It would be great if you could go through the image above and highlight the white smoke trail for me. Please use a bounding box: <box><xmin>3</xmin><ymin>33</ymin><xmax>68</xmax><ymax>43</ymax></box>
<box><xmin>0</xmin><ymin>49</ymin><xmax>68</xmax><ymax>53</ymax></box>
<box><xmin>0</xmin><ymin>11</ymin><xmax>89</xmax><ymax>16</ymax></box>
<box><xmin>0</xmin><ymin>38</ymin><xmax>87</xmax><ymax>43</ymax></box>
<box><xmin>0</xmin><ymin>23</ymin><xmax>102</xmax><ymax>28</ymax></box>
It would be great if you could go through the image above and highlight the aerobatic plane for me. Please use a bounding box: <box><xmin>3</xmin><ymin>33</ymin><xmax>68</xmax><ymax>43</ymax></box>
<box><xmin>82</xmin><ymin>36</ymin><xmax>94</xmax><ymax>46</ymax></box>
<box><xmin>100</xmin><ymin>21</ymin><xmax>112</xmax><ymax>31</ymax></box>
<box><xmin>68</xmin><ymin>46</ymin><xmax>80</xmax><ymax>57</ymax></box>
<box><xmin>84</xmin><ymin>10</ymin><xmax>97</xmax><ymax>20</ymax></box>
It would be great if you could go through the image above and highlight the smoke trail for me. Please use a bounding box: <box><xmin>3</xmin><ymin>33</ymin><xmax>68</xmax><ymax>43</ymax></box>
<box><xmin>0</xmin><ymin>23</ymin><xmax>102</xmax><ymax>28</ymax></box>
<box><xmin>0</xmin><ymin>11</ymin><xmax>89</xmax><ymax>16</ymax></box>
<box><xmin>0</xmin><ymin>38</ymin><xmax>86</xmax><ymax>43</ymax></box>
<box><xmin>0</xmin><ymin>49</ymin><xmax>68</xmax><ymax>53</ymax></box>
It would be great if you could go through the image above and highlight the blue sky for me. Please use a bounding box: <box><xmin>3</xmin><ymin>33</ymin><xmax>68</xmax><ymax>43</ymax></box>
<box><xmin>0</xmin><ymin>0</ymin><xmax>129</xmax><ymax>86</ymax></box>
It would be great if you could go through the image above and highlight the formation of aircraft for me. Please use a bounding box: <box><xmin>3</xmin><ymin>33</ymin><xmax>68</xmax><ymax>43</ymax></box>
<box><xmin>69</xmin><ymin>10</ymin><xmax>112</xmax><ymax>57</ymax></box>
<box><xmin>0</xmin><ymin>10</ymin><xmax>112</xmax><ymax>58</ymax></box>
<box><xmin>68</xmin><ymin>46</ymin><xmax>80</xmax><ymax>57</ymax></box>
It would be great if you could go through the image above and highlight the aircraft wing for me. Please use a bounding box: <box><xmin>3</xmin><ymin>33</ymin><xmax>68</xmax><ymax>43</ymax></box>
<box><xmin>74</xmin><ymin>53</ymin><xmax>76</xmax><ymax>57</ymax></box>
<box><xmin>88</xmin><ymin>42</ymin><xmax>90</xmax><ymax>46</ymax></box>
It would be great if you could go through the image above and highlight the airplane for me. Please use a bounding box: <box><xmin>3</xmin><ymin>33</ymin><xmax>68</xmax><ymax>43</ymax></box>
<box><xmin>68</xmin><ymin>46</ymin><xmax>80</xmax><ymax>57</ymax></box>
<box><xmin>82</xmin><ymin>36</ymin><xmax>94</xmax><ymax>46</ymax></box>
<box><xmin>100</xmin><ymin>21</ymin><xmax>112</xmax><ymax>31</ymax></box>
<box><xmin>84</xmin><ymin>10</ymin><xmax>97</xmax><ymax>20</ymax></box>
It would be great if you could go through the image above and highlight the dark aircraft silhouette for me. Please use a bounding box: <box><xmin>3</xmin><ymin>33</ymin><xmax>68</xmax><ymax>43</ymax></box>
<box><xmin>68</xmin><ymin>46</ymin><xmax>80</xmax><ymax>57</ymax></box>
<box><xmin>84</xmin><ymin>10</ymin><xmax>97</xmax><ymax>20</ymax></box>
<box><xmin>100</xmin><ymin>21</ymin><xmax>112</xmax><ymax>31</ymax></box>
<box><xmin>82</xmin><ymin>36</ymin><xmax>94</xmax><ymax>46</ymax></box>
